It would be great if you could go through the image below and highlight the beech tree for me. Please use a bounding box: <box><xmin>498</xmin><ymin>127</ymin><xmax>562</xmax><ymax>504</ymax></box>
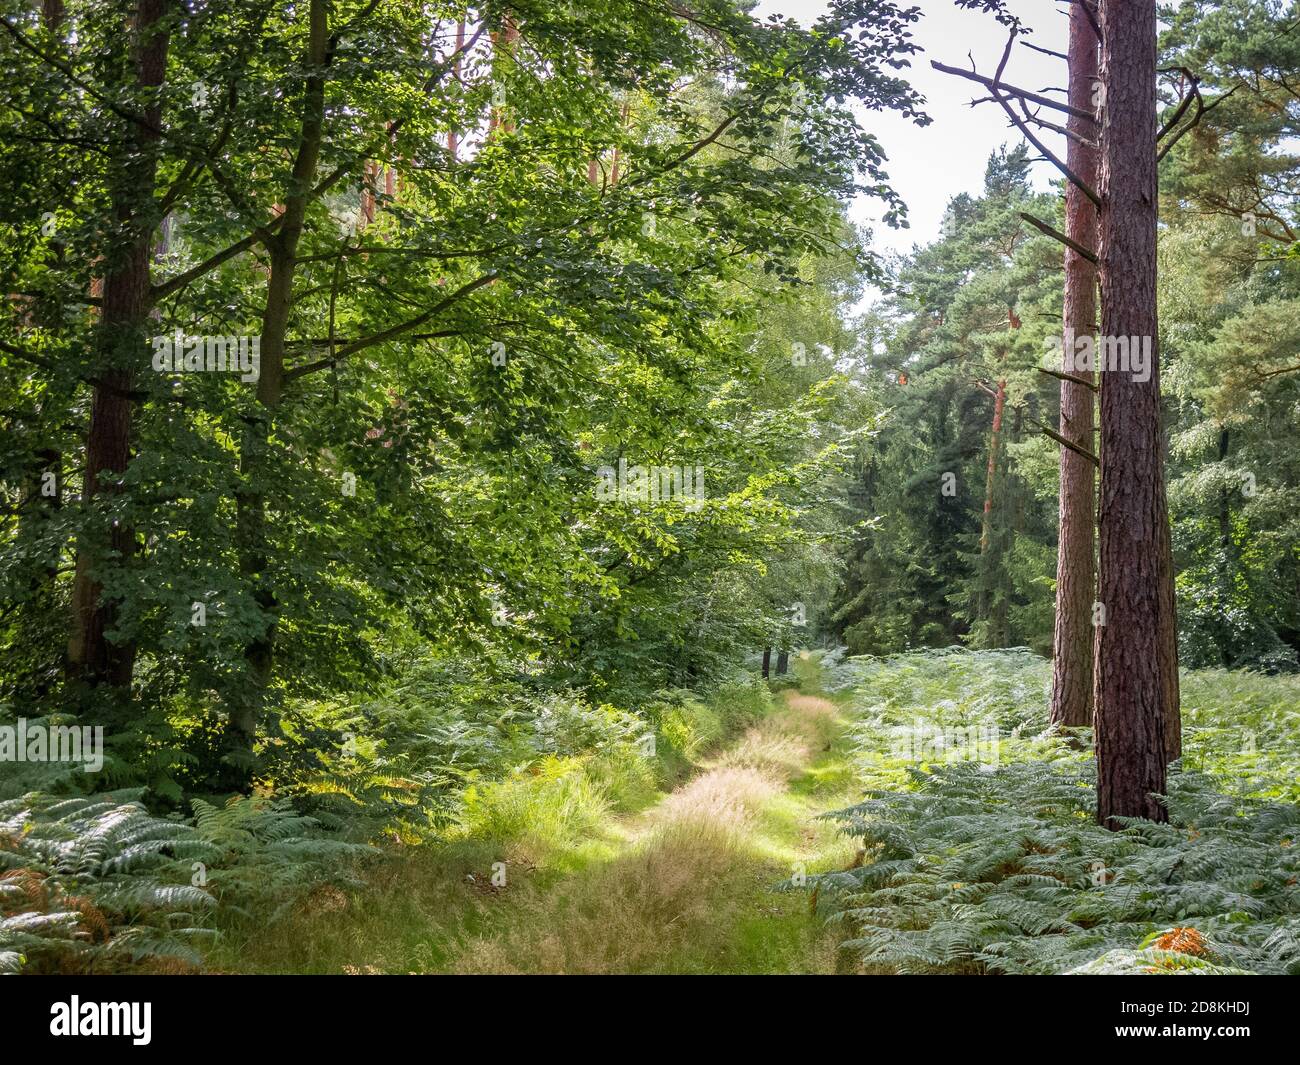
<box><xmin>0</xmin><ymin>0</ymin><xmax>926</xmax><ymax>792</ymax></box>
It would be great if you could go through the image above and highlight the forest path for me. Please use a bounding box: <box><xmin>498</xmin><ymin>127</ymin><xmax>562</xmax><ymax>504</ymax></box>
<box><xmin>217</xmin><ymin>683</ymin><xmax>861</xmax><ymax>974</ymax></box>
<box><xmin>444</xmin><ymin>688</ymin><xmax>859</xmax><ymax>974</ymax></box>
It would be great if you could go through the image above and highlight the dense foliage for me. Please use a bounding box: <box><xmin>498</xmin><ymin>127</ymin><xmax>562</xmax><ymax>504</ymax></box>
<box><xmin>809</xmin><ymin>650</ymin><xmax>1300</xmax><ymax>975</ymax></box>
<box><xmin>0</xmin><ymin>0</ymin><xmax>926</xmax><ymax>971</ymax></box>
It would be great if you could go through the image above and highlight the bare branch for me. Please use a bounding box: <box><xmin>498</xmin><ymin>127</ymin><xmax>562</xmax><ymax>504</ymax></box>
<box><xmin>1022</xmin><ymin>40</ymin><xmax>1067</xmax><ymax>61</ymax></box>
<box><xmin>1019</xmin><ymin>98</ymin><xmax>1097</xmax><ymax>147</ymax></box>
<box><xmin>1038</xmin><ymin>421</ymin><xmax>1099</xmax><ymax>466</ymax></box>
<box><xmin>963</xmin><ymin>33</ymin><xmax>1102</xmax><ymax>208</ymax></box>
<box><xmin>931</xmin><ymin>59</ymin><xmax>1096</xmax><ymax>122</ymax></box>
<box><xmin>1019</xmin><ymin>211</ymin><xmax>1099</xmax><ymax>263</ymax></box>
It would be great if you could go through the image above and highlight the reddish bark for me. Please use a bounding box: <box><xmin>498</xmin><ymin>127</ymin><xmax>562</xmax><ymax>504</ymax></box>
<box><xmin>66</xmin><ymin>0</ymin><xmax>171</xmax><ymax>688</ymax></box>
<box><xmin>1051</xmin><ymin>0</ymin><xmax>1099</xmax><ymax>732</ymax></box>
<box><xmin>488</xmin><ymin>19</ymin><xmax>519</xmax><ymax>135</ymax></box>
<box><xmin>1094</xmin><ymin>0</ymin><xmax>1169</xmax><ymax>825</ymax></box>
<box><xmin>448</xmin><ymin>20</ymin><xmax>465</xmax><ymax>157</ymax></box>
<box><xmin>980</xmin><ymin>379</ymin><xmax>1006</xmax><ymax>554</ymax></box>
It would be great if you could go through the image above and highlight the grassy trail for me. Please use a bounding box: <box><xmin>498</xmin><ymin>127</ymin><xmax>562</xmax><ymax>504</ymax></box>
<box><xmin>221</xmin><ymin>686</ymin><xmax>860</xmax><ymax>975</ymax></box>
<box><xmin>446</xmin><ymin>689</ymin><xmax>857</xmax><ymax>974</ymax></box>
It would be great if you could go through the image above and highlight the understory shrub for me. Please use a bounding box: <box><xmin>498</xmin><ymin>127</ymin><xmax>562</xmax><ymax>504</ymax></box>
<box><xmin>457</xmin><ymin>756</ymin><xmax>612</xmax><ymax>851</ymax></box>
<box><xmin>814</xmin><ymin>760</ymin><xmax>1300</xmax><ymax>974</ymax></box>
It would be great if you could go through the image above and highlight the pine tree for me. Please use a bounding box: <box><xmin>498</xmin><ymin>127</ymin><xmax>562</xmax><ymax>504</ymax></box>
<box><xmin>1094</xmin><ymin>0</ymin><xmax>1171</xmax><ymax>825</ymax></box>
<box><xmin>1049</xmin><ymin>0</ymin><xmax>1099</xmax><ymax>733</ymax></box>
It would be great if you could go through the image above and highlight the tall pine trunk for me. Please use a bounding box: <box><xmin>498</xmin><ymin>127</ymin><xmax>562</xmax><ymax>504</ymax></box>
<box><xmin>977</xmin><ymin>377</ymin><xmax>1008</xmax><ymax>644</ymax></box>
<box><xmin>1050</xmin><ymin>1</ymin><xmax>1099</xmax><ymax>732</ymax></box>
<box><xmin>1094</xmin><ymin>0</ymin><xmax>1169</xmax><ymax>825</ymax></box>
<box><xmin>66</xmin><ymin>0</ymin><xmax>171</xmax><ymax>693</ymax></box>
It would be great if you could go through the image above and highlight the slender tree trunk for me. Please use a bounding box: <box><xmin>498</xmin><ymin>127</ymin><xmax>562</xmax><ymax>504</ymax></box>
<box><xmin>979</xmin><ymin>378</ymin><xmax>1006</xmax><ymax>554</ymax></box>
<box><xmin>1094</xmin><ymin>0</ymin><xmax>1168</xmax><ymax>825</ymax></box>
<box><xmin>66</xmin><ymin>0</ymin><xmax>171</xmax><ymax>692</ymax></box>
<box><xmin>1050</xmin><ymin>2</ymin><xmax>1099</xmax><ymax>732</ymax></box>
<box><xmin>1214</xmin><ymin>428</ymin><xmax>1234</xmax><ymax>667</ymax></box>
<box><xmin>775</xmin><ymin>649</ymin><xmax>789</xmax><ymax>676</ymax></box>
<box><xmin>227</xmin><ymin>0</ymin><xmax>330</xmax><ymax>784</ymax></box>
<box><xmin>488</xmin><ymin>18</ymin><xmax>519</xmax><ymax>135</ymax></box>
<box><xmin>610</xmin><ymin>100</ymin><xmax>630</xmax><ymax>186</ymax></box>
<box><xmin>761</xmin><ymin>647</ymin><xmax>771</xmax><ymax>679</ymax></box>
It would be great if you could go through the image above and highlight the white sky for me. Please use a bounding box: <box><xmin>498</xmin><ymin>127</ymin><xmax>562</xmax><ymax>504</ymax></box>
<box><xmin>755</xmin><ymin>0</ymin><xmax>1071</xmax><ymax>258</ymax></box>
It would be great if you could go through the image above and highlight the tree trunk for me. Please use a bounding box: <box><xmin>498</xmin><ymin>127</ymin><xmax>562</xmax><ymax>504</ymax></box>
<box><xmin>775</xmin><ymin>649</ymin><xmax>789</xmax><ymax>676</ymax></box>
<box><xmin>1050</xmin><ymin>1</ymin><xmax>1099</xmax><ymax>732</ymax></box>
<box><xmin>488</xmin><ymin>18</ymin><xmax>519</xmax><ymax>135</ymax></box>
<box><xmin>761</xmin><ymin>647</ymin><xmax>771</xmax><ymax>679</ymax></box>
<box><xmin>979</xmin><ymin>379</ymin><xmax>1006</xmax><ymax>554</ymax></box>
<box><xmin>976</xmin><ymin>377</ymin><xmax>1008</xmax><ymax>644</ymax></box>
<box><xmin>227</xmin><ymin>0</ymin><xmax>330</xmax><ymax>785</ymax></box>
<box><xmin>1094</xmin><ymin>0</ymin><xmax>1168</xmax><ymax>826</ymax></box>
<box><xmin>66</xmin><ymin>0</ymin><xmax>171</xmax><ymax>692</ymax></box>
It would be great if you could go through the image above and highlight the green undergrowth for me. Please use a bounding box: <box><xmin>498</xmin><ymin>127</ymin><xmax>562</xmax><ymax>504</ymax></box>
<box><xmin>808</xmin><ymin>648</ymin><xmax>1300</xmax><ymax>975</ymax></box>
<box><xmin>205</xmin><ymin>671</ymin><xmax>791</xmax><ymax>973</ymax></box>
<box><xmin>210</xmin><ymin>659</ymin><xmax>862</xmax><ymax>974</ymax></box>
<box><xmin>4</xmin><ymin>654</ymin><xmax>778</xmax><ymax>974</ymax></box>
<box><xmin>0</xmin><ymin>791</ymin><xmax>370</xmax><ymax>974</ymax></box>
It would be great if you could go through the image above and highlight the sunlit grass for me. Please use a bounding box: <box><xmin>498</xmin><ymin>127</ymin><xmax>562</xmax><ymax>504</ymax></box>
<box><xmin>214</xmin><ymin>681</ymin><xmax>858</xmax><ymax>975</ymax></box>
